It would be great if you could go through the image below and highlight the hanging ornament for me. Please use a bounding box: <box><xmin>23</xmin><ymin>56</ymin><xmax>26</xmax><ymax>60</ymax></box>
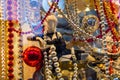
<box><xmin>23</xmin><ymin>46</ymin><xmax>43</xmax><ymax>67</ymax></box>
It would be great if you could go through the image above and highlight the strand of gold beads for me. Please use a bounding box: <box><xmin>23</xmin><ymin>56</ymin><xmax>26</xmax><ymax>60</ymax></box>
<box><xmin>103</xmin><ymin>0</ymin><xmax>119</xmax><ymax>41</ymax></box>
<box><xmin>0</xmin><ymin>0</ymin><xmax>7</xmax><ymax>79</ymax></box>
<box><xmin>65</xmin><ymin>0</ymin><xmax>73</xmax><ymax>22</ymax></box>
<box><xmin>104</xmin><ymin>0</ymin><xmax>118</xmax><ymax>25</ymax></box>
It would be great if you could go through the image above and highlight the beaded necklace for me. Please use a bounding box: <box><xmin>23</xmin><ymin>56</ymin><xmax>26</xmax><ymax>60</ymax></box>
<box><xmin>44</xmin><ymin>46</ymin><xmax>78</xmax><ymax>80</ymax></box>
<box><xmin>16</xmin><ymin>0</ymin><xmax>24</xmax><ymax>79</ymax></box>
<box><xmin>103</xmin><ymin>1</ymin><xmax>119</xmax><ymax>41</ymax></box>
<box><xmin>17</xmin><ymin>28</ymin><xmax>24</xmax><ymax>79</ymax></box>
<box><xmin>6</xmin><ymin>0</ymin><xmax>15</xmax><ymax>79</ymax></box>
<box><xmin>12</xmin><ymin>0</ymin><xmax>59</xmax><ymax>35</ymax></box>
<box><xmin>0</xmin><ymin>0</ymin><xmax>7</xmax><ymax>79</ymax></box>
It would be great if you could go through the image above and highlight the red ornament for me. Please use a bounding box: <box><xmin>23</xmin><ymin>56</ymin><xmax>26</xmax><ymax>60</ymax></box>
<box><xmin>23</xmin><ymin>46</ymin><xmax>43</xmax><ymax>67</ymax></box>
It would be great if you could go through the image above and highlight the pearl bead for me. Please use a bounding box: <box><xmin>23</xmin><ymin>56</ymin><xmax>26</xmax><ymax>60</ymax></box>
<box><xmin>48</xmin><ymin>65</ymin><xmax>53</xmax><ymax>70</ymax></box>
<box><xmin>55</xmin><ymin>68</ymin><xmax>61</xmax><ymax>72</ymax></box>
<box><xmin>54</xmin><ymin>62</ymin><xmax>59</xmax><ymax>67</ymax></box>
<box><xmin>45</xmin><ymin>62</ymin><xmax>48</xmax><ymax>65</ymax></box>
<box><xmin>51</xmin><ymin>51</ymin><xmax>57</xmax><ymax>56</ymax></box>
<box><xmin>74</xmin><ymin>67</ymin><xmax>78</xmax><ymax>70</ymax></box>
<box><xmin>48</xmin><ymin>60</ymin><xmax>53</xmax><ymax>64</ymax></box>
<box><xmin>73</xmin><ymin>78</ymin><xmax>77</xmax><ymax>80</ymax></box>
<box><xmin>52</xmin><ymin>57</ymin><xmax>58</xmax><ymax>62</ymax></box>
<box><xmin>59</xmin><ymin>77</ymin><xmax>64</xmax><ymax>80</ymax></box>
<box><xmin>50</xmin><ymin>45</ymin><xmax>56</xmax><ymax>51</ymax></box>
<box><xmin>57</xmin><ymin>73</ymin><xmax>62</xmax><ymax>78</ymax></box>
<box><xmin>73</xmin><ymin>63</ymin><xmax>77</xmax><ymax>66</ymax></box>
<box><xmin>44</xmin><ymin>55</ymin><xmax>48</xmax><ymax>58</ymax></box>
<box><xmin>43</xmin><ymin>52</ymin><xmax>47</xmax><ymax>55</ymax></box>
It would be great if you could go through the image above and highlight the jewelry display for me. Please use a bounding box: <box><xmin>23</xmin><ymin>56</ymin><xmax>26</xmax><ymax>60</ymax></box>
<box><xmin>0</xmin><ymin>0</ymin><xmax>120</xmax><ymax>80</ymax></box>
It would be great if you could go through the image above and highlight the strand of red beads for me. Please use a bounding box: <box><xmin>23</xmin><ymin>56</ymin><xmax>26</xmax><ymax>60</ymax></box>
<box><xmin>7</xmin><ymin>0</ymin><xmax>14</xmax><ymax>79</ymax></box>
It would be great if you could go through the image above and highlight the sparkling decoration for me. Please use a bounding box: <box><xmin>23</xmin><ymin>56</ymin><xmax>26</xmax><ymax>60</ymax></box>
<box><xmin>0</xmin><ymin>0</ymin><xmax>120</xmax><ymax>79</ymax></box>
<box><xmin>23</xmin><ymin>46</ymin><xmax>43</xmax><ymax>67</ymax></box>
<box><xmin>82</xmin><ymin>15</ymin><xmax>99</xmax><ymax>34</ymax></box>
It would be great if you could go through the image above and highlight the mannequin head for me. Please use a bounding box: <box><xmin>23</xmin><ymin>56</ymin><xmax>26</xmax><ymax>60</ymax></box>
<box><xmin>43</xmin><ymin>13</ymin><xmax>58</xmax><ymax>34</ymax></box>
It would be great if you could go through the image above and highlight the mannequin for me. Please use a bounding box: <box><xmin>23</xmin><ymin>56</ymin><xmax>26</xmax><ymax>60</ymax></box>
<box><xmin>31</xmin><ymin>13</ymin><xmax>70</xmax><ymax>80</ymax></box>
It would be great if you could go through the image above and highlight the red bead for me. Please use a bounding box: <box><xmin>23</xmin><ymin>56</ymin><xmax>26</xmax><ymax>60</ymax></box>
<box><xmin>8</xmin><ymin>55</ymin><xmax>14</xmax><ymax>60</ymax></box>
<box><xmin>8</xmin><ymin>61</ymin><xmax>13</xmax><ymax>67</ymax></box>
<box><xmin>8</xmin><ymin>67</ymin><xmax>14</xmax><ymax>73</ymax></box>
<box><xmin>8</xmin><ymin>28</ymin><xmax>13</xmax><ymax>32</ymax></box>
<box><xmin>23</xmin><ymin>46</ymin><xmax>43</xmax><ymax>67</ymax></box>
<box><xmin>9</xmin><ymin>22</ymin><xmax>14</xmax><ymax>27</ymax></box>
<box><xmin>8</xmin><ymin>33</ymin><xmax>14</xmax><ymax>38</ymax></box>
<box><xmin>8</xmin><ymin>73</ymin><xmax>14</xmax><ymax>79</ymax></box>
<box><xmin>109</xmin><ymin>66</ymin><xmax>113</xmax><ymax>74</ymax></box>
<box><xmin>9</xmin><ymin>50</ymin><xmax>14</xmax><ymax>55</ymax></box>
<box><xmin>8</xmin><ymin>45</ymin><xmax>14</xmax><ymax>49</ymax></box>
<box><xmin>7</xmin><ymin>39</ymin><xmax>13</xmax><ymax>44</ymax></box>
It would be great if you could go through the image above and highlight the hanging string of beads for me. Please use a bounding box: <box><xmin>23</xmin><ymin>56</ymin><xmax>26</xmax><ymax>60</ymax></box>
<box><xmin>50</xmin><ymin>45</ymin><xmax>63</xmax><ymax>80</ymax></box>
<box><xmin>94</xmin><ymin>0</ymin><xmax>103</xmax><ymax>38</ymax></box>
<box><xmin>98</xmin><ymin>0</ymin><xmax>110</xmax><ymax>78</ymax></box>
<box><xmin>17</xmin><ymin>28</ymin><xmax>24</xmax><ymax>80</ymax></box>
<box><xmin>71</xmin><ymin>47</ymin><xmax>78</xmax><ymax>80</ymax></box>
<box><xmin>12</xmin><ymin>0</ymin><xmax>59</xmax><ymax>35</ymax></box>
<box><xmin>0</xmin><ymin>0</ymin><xmax>7</xmax><ymax>79</ymax></box>
<box><xmin>54</xmin><ymin>1</ymin><xmax>119</xmax><ymax>47</ymax></box>
<box><xmin>44</xmin><ymin>52</ymin><xmax>53</xmax><ymax>80</ymax></box>
<box><xmin>103</xmin><ymin>1</ymin><xmax>119</xmax><ymax>41</ymax></box>
<box><xmin>6</xmin><ymin>0</ymin><xmax>15</xmax><ymax>79</ymax></box>
<box><xmin>65</xmin><ymin>0</ymin><xmax>73</xmax><ymax>21</ymax></box>
<box><xmin>103</xmin><ymin>1</ymin><xmax>120</xmax><ymax>54</ymax></box>
<box><xmin>16</xmin><ymin>0</ymin><xmax>24</xmax><ymax>79</ymax></box>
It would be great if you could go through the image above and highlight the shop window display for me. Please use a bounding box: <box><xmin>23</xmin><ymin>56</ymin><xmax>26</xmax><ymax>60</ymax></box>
<box><xmin>0</xmin><ymin>0</ymin><xmax>120</xmax><ymax>80</ymax></box>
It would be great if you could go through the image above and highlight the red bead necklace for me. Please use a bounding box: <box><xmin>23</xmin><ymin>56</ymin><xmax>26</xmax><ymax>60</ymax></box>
<box><xmin>7</xmin><ymin>0</ymin><xmax>15</xmax><ymax>79</ymax></box>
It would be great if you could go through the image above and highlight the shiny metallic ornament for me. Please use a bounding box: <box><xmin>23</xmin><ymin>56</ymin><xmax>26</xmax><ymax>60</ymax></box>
<box><xmin>23</xmin><ymin>46</ymin><xmax>43</xmax><ymax>67</ymax></box>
